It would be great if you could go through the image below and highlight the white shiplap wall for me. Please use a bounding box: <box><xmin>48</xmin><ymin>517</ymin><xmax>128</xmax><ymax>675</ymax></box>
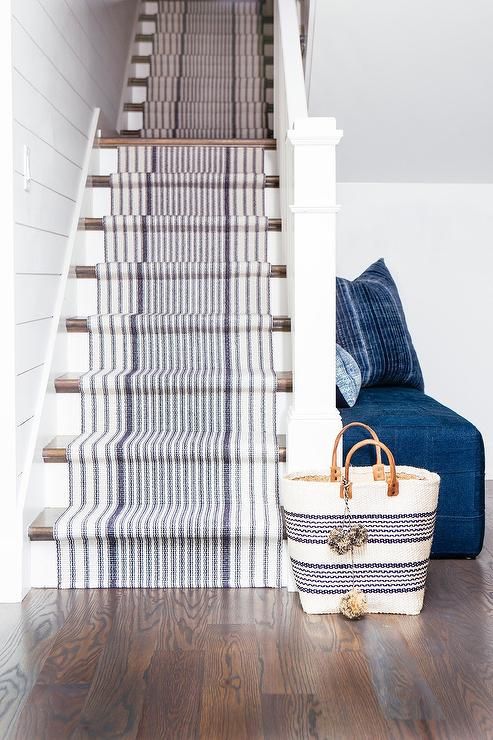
<box><xmin>12</xmin><ymin>0</ymin><xmax>136</xmax><ymax>481</ymax></box>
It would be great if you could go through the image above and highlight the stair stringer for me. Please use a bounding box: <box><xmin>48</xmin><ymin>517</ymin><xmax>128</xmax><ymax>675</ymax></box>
<box><xmin>20</xmin><ymin>110</ymin><xmax>100</xmax><ymax>596</ymax></box>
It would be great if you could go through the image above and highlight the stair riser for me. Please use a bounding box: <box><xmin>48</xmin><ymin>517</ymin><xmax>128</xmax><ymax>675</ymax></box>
<box><xmin>76</xmin><ymin>229</ymin><xmax>284</xmax><ymax>265</ymax></box>
<box><xmin>137</xmin><ymin>20</ymin><xmax>274</xmax><ymax>36</ymax></box>
<box><xmin>55</xmin><ymin>381</ymin><xmax>291</xmax><ymax>439</ymax></box>
<box><xmin>31</xmin><ymin>541</ymin><xmax>58</xmax><ymax>588</ymax></box>
<box><xmin>129</xmin><ymin>61</ymin><xmax>274</xmax><ymax>77</ymax></box>
<box><xmin>30</xmin><ymin>537</ymin><xmax>293</xmax><ymax>589</ymax></box>
<box><xmin>119</xmin><ymin>110</ymin><xmax>275</xmax><ymax>136</ymax></box>
<box><xmin>81</xmin><ymin>184</ymin><xmax>280</xmax><ymax>219</ymax></box>
<box><xmin>66</xmin><ymin>331</ymin><xmax>292</xmax><ymax>374</ymax></box>
<box><xmin>72</xmin><ymin>273</ymin><xmax>287</xmax><ymax>316</ymax></box>
<box><xmin>142</xmin><ymin>1</ymin><xmax>274</xmax><ymax>16</ymax></box>
<box><xmin>126</xmin><ymin>79</ymin><xmax>274</xmax><ymax>105</ymax></box>
<box><xmin>132</xmin><ymin>40</ymin><xmax>275</xmax><ymax>59</ymax></box>
<box><xmin>92</xmin><ymin>148</ymin><xmax>278</xmax><ymax>177</ymax></box>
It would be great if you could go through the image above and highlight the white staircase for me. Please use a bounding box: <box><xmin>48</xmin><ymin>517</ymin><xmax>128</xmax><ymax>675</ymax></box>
<box><xmin>26</xmin><ymin>0</ymin><xmax>342</xmax><ymax>596</ymax></box>
<box><xmin>31</xmin><ymin>150</ymin><xmax>290</xmax><ymax>587</ymax></box>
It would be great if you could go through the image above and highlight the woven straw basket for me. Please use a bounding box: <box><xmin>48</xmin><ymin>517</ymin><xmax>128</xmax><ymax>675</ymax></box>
<box><xmin>282</xmin><ymin>423</ymin><xmax>440</xmax><ymax>615</ymax></box>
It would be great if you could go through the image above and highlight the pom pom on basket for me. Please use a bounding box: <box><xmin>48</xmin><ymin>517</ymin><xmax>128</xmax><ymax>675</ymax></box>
<box><xmin>340</xmin><ymin>588</ymin><xmax>368</xmax><ymax>619</ymax></box>
<box><xmin>327</xmin><ymin>524</ymin><xmax>369</xmax><ymax>554</ymax></box>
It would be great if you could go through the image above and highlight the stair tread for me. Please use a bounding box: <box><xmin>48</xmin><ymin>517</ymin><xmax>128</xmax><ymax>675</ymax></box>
<box><xmin>75</xmin><ymin>264</ymin><xmax>286</xmax><ymax>278</ymax></box>
<box><xmin>123</xmin><ymin>101</ymin><xmax>274</xmax><ymax>112</ymax></box>
<box><xmin>134</xmin><ymin>33</ymin><xmax>274</xmax><ymax>42</ymax></box>
<box><xmin>29</xmin><ymin>497</ymin><xmax>287</xmax><ymax>542</ymax></box>
<box><xmin>78</xmin><ymin>217</ymin><xmax>282</xmax><ymax>231</ymax></box>
<box><xmin>54</xmin><ymin>371</ymin><xmax>292</xmax><ymax>393</ymax></box>
<box><xmin>95</xmin><ymin>138</ymin><xmax>276</xmax><ymax>148</ymax></box>
<box><xmin>139</xmin><ymin>13</ymin><xmax>274</xmax><ymax>22</ymax></box>
<box><xmin>42</xmin><ymin>434</ymin><xmax>287</xmax><ymax>467</ymax></box>
<box><xmin>131</xmin><ymin>55</ymin><xmax>274</xmax><ymax>63</ymax></box>
<box><xmin>86</xmin><ymin>174</ymin><xmax>279</xmax><ymax>187</ymax></box>
<box><xmin>29</xmin><ymin>508</ymin><xmax>63</xmax><ymax>541</ymax></box>
<box><xmin>128</xmin><ymin>76</ymin><xmax>274</xmax><ymax>87</ymax></box>
<box><xmin>65</xmin><ymin>316</ymin><xmax>291</xmax><ymax>332</ymax></box>
<box><xmin>117</xmin><ymin>130</ymin><xmax>273</xmax><ymax>138</ymax></box>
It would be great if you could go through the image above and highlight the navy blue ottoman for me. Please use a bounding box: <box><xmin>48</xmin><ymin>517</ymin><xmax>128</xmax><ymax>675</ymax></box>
<box><xmin>339</xmin><ymin>387</ymin><xmax>485</xmax><ymax>557</ymax></box>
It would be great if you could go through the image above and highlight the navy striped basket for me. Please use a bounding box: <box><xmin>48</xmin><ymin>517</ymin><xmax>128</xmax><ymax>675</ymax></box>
<box><xmin>282</xmin><ymin>433</ymin><xmax>440</xmax><ymax>615</ymax></box>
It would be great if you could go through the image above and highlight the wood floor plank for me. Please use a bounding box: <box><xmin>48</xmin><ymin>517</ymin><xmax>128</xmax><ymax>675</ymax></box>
<box><xmin>401</xmin><ymin>655</ymin><xmax>485</xmax><ymax>740</ymax></box>
<box><xmin>72</xmin><ymin>590</ymin><xmax>163</xmax><ymax>739</ymax></box>
<box><xmin>213</xmin><ymin>586</ymin><xmax>280</xmax><ymax>626</ymax></box>
<box><xmin>358</xmin><ymin>615</ymin><xmax>444</xmax><ymax>722</ymax></box>
<box><xmin>264</xmin><ymin>595</ymin><xmax>339</xmax><ymax>695</ymax></box>
<box><xmin>383</xmin><ymin>718</ymin><xmax>452</xmax><ymax>739</ymax></box>
<box><xmin>240</xmin><ymin>589</ymin><xmax>291</xmax><ymax>695</ymax></box>
<box><xmin>11</xmin><ymin>683</ymin><xmax>90</xmax><ymax>740</ymax></box>
<box><xmin>262</xmin><ymin>652</ymin><xmax>390</xmax><ymax>739</ymax></box>
<box><xmin>36</xmin><ymin>590</ymin><xmax>120</xmax><ymax>685</ymax></box>
<box><xmin>199</xmin><ymin>625</ymin><xmax>263</xmax><ymax>740</ymax></box>
<box><xmin>261</xmin><ymin>694</ymin><xmax>323</xmax><ymax>740</ymax></box>
<box><xmin>137</xmin><ymin>650</ymin><xmax>204</xmax><ymax>739</ymax></box>
<box><xmin>11</xmin><ymin>590</ymin><xmax>120</xmax><ymax>739</ymax></box>
<box><xmin>157</xmin><ymin>589</ymin><xmax>221</xmax><ymax>652</ymax></box>
<box><xmin>318</xmin><ymin>651</ymin><xmax>391</xmax><ymax>739</ymax></box>
<box><xmin>404</xmin><ymin>556</ymin><xmax>493</xmax><ymax>737</ymax></box>
<box><xmin>0</xmin><ymin>589</ymin><xmax>75</xmax><ymax>737</ymax></box>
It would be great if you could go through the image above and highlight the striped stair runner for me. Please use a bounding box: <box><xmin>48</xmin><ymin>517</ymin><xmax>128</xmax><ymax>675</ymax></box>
<box><xmin>54</xmin><ymin>0</ymin><xmax>284</xmax><ymax>589</ymax></box>
<box><xmin>151</xmin><ymin>32</ymin><xmax>265</xmax><ymax>55</ymax></box>
<box><xmin>141</xmin><ymin>0</ymin><xmax>273</xmax><ymax>138</ymax></box>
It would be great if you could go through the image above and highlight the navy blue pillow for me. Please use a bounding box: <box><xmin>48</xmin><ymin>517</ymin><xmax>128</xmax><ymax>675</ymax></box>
<box><xmin>336</xmin><ymin>344</ymin><xmax>361</xmax><ymax>408</ymax></box>
<box><xmin>336</xmin><ymin>259</ymin><xmax>424</xmax><ymax>390</ymax></box>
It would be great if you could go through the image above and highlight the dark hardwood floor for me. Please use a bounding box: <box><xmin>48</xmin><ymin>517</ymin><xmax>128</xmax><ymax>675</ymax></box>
<box><xmin>1</xmin><ymin>488</ymin><xmax>491</xmax><ymax>739</ymax></box>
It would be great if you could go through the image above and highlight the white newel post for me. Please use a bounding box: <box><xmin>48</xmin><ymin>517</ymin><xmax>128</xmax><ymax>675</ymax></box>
<box><xmin>286</xmin><ymin>117</ymin><xmax>343</xmax><ymax>471</ymax></box>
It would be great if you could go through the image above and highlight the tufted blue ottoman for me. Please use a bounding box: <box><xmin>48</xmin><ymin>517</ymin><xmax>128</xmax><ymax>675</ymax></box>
<box><xmin>339</xmin><ymin>387</ymin><xmax>485</xmax><ymax>557</ymax></box>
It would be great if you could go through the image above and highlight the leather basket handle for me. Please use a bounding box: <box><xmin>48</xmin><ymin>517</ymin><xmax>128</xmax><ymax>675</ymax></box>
<box><xmin>330</xmin><ymin>422</ymin><xmax>384</xmax><ymax>483</ymax></box>
<box><xmin>341</xmin><ymin>439</ymin><xmax>399</xmax><ymax>499</ymax></box>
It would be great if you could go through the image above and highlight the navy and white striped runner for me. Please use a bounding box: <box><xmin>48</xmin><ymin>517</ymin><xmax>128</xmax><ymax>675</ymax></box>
<box><xmin>95</xmin><ymin>261</ymin><xmax>271</xmax><ymax>314</ymax></box>
<box><xmin>149</xmin><ymin>55</ymin><xmax>266</xmax><ymax>79</ymax></box>
<box><xmin>155</xmin><ymin>14</ymin><xmax>264</xmax><ymax>34</ymax></box>
<box><xmin>117</xmin><ymin>146</ymin><xmax>264</xmax><ymax>174</ymax></box>
<box><xmin>141</xmin><ymin>126</ymin><xmax>270</xmax><ymax>139</ymax></box>
<box><xmin>103</xmin><ymin>216</ymin><xmax>268</xmax><ymax>262</ymax></box>
<box><xmin>155</xmin><ymin>1</ymin><xmax>268</xmax><ymax>15</ymax></box>
<box><xmin>138</xmin><ymin>0</ymin><xmax>272</xmax><ymax>139</ymax></box>
<box><xmin>151</xmin><ymin>32</ymin><xmax>264</xmax><ymax>56</ymax></box>
<box><xmin>110</xmin><ymin>173</ymin><xmax>266</xmax><ymax>216</ymax></box>
<box><xmin>146</xmin><ymin>78</ymin><xmax>268</xmax><ymax>104</ymax></box>
<box><xmin>56</xmin><ymin>311</ymin><xmax>282</xmax><ymax>588</ymax></box>
<box><xmin>54</xmin><ymin>0</ymin><xmax>281</xmax><ymax>588</ymax></box>
<box><xmin>142</xmin><ymin>103</ymin><xmax>269</xmax><ymax>139</ymax></box>
<box><xmin>55</xmin><ymin>141</ymin><xmax>283</xmax><ymax>588</ymax></box>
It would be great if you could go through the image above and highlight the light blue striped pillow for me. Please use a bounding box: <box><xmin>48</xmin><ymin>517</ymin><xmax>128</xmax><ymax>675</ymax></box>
<box><xmin>336</xmin><ymin>259</ymin><xmax>424</xmax><ymax>390</ymax></box>
<box><xmin>336</xmin><ymin>344</ymin><xmax>361</xmax><ymax>408</ymax></box>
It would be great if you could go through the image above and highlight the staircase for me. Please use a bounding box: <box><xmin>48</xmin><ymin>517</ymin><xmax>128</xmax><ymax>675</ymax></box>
<box><xmin>29</xmin><ymin>0</ymin><xmax>293</xmax><ymax>589</ymax></box>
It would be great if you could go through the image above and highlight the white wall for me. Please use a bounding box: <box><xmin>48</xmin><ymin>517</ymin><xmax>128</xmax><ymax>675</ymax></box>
<box><xmin>307</xmin><ymin>0</ymin><xmax>493</xmax><ymax>183</ymax></box>
<box><xmin>306</xmin><ymin>1</ymin><xmax>493</xmax><ymax>474</ymax></box>
<box><xmin>337</xmin><ymin>183</ymin><xmax>493</xmax><ymax>475</ymax></box>
<box><xmin>12</xmin><ymin>0</ymin><xmax>136</xmax><ymax>485</ymax></box>
<box><xmin>0</xmin><ymin>0</ymin><xmax>22</xmax><ymax>603</ymax></box>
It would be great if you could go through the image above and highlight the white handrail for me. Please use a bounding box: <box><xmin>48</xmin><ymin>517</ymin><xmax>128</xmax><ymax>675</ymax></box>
<box><xmin>274</xmin><ymin>0</ymin><xmax>343</xmax><ymax>471</ymax></box>
<box><xmin>274</xmin><ymin>0</ymin><xmax>308</xmax><ymax>128</ymax></box>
